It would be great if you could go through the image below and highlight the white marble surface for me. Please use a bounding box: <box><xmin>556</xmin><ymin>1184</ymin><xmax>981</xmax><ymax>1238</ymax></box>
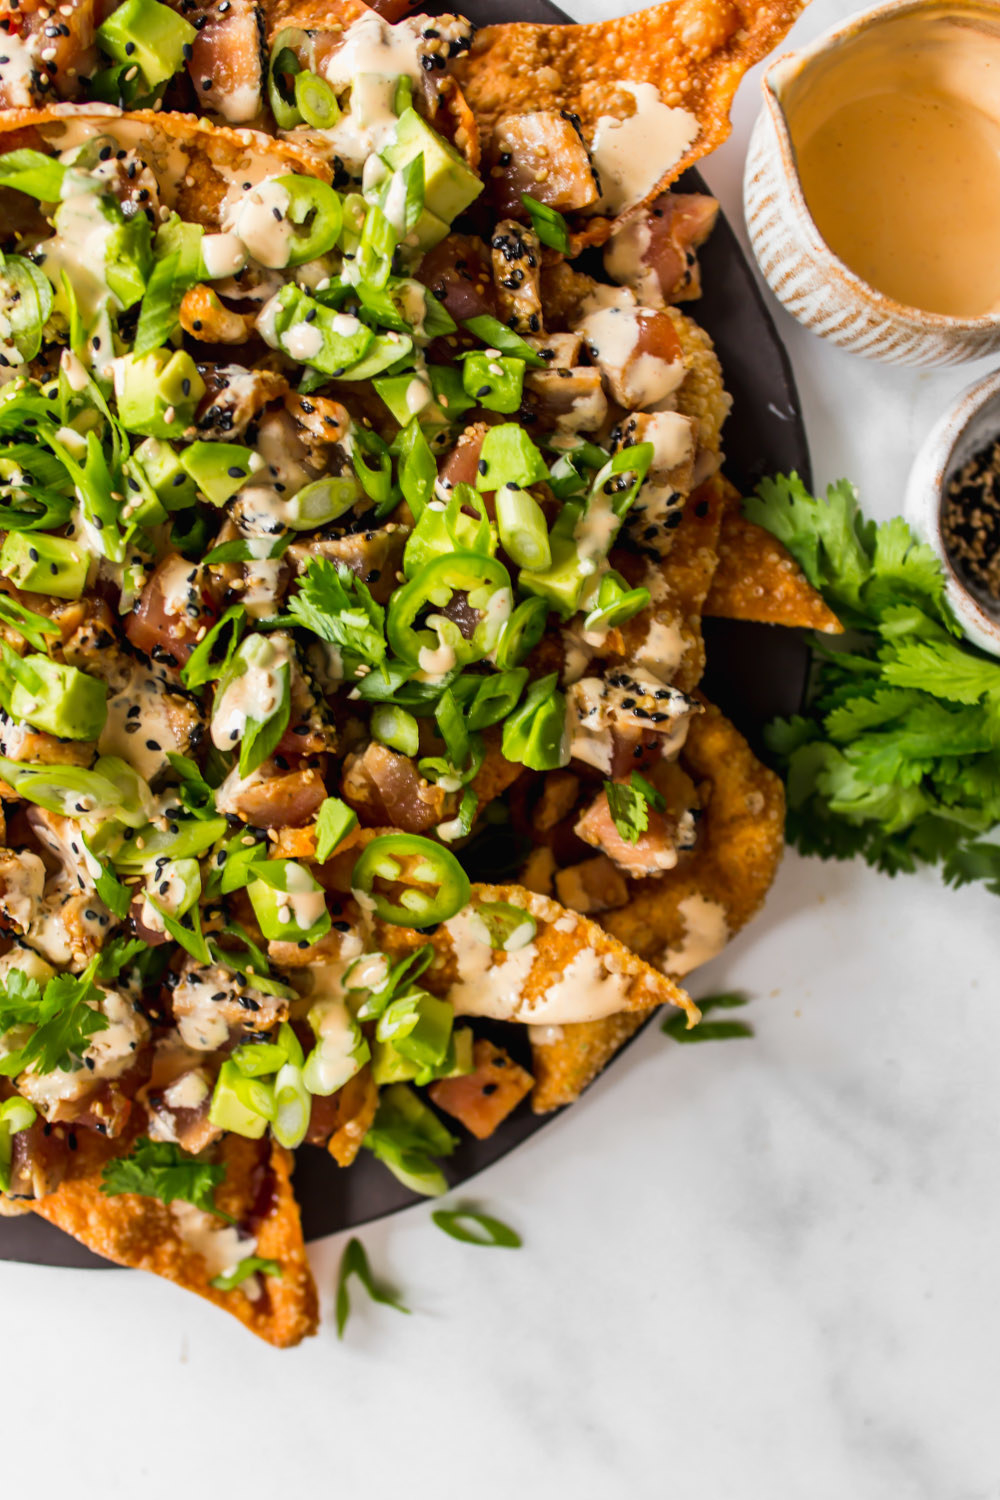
<box><xmin>3</xmin><ymin>2</ymin><xmax>1000</xmax><ymax>1494</ymax></box>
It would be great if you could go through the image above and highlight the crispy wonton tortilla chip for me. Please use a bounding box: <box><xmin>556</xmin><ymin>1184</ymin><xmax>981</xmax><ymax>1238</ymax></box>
<box><xmin>531</xmin><ymin>699</ymin><xmax>784</xmax><ymax>1110</ymax></box>
<box><xmin>373</xmin><ymin>880</ymin><xmax>696</xmax><ymax>1027</ymax></box>
<box><xmin>614</xmin><ymin>468</ymin><xmax>729</xmax><ymax>693</ymax></box>
<box><xmin>704</xmin><ymin>508</ymin><xmax>843</xmax><ymax>633</ymax></box>
<box><xmin>0</xmin><ymin>106</ymin><xmax>330</xmax><ymax>227</ymax></box>
<box><xmin>453</xmin><ymin>0</ymin><xmax>804</xmax><ymax>243</ymax></box>
<box><xmin>30</xmin><ymin>1137</ymin><xmax>319</xmax><ymax>1347</ymax></box>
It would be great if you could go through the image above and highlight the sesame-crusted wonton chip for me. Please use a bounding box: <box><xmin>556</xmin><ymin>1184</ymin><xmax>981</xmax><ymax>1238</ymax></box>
<box><xmin>453</xmin><ymin>0</ymin><xmax>804</xmax><ymax>244</ymax></box>
<box><xmin>531</xmin><ymin>700</ymin><xmax>784</xmax><ymax>1111</ymax></box>
<box><xmin>29</xmin><ymin>1137</ymin><xmax>319</xmax><ymax>1347</ymax></box>
<box><xmin>0</xmin><ymin>106</ymin><xmax>330</xmax><ymax>228</ymax></box>
<box><xmin>704</xmin><ymin>508</ymin><xmax>844</xmax><ymax>633</ymax></box>
<box><xmin>369</xmin><ymin>880</ymin><xmax>697</xmax><ymax>1028</ymax></box>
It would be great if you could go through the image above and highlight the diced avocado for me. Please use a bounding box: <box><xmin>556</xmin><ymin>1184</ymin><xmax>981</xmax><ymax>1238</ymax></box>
<box><xmin>476</xmin><ymin>423</ymin><xmax>550</xmax><ymax>491</ymax></box>
<box><xmin>382</xmin><ymin>108</ymin><xmax>482</xmax><ymax>225</ymax></box>
<box><xmin>436</xmin><ymin>1025</ymin><xmax>475</xmax><ymax>1078</ymax></box>
<box><xmin>0</xmin><ymin>532</ymin><xmax>88</xmax><ymax>599</ymax></box>
<box><xmin>114</xmin><ymin>348</ymin><xmax>205</xmax><ymax>439</ymax></box>
<box><xmin>208</xmin><ymin>1060</ymin><xmax>270</xmax><ymax>1139</ymax></box>
<box><xmin>248</xmin><ymin>860</ymin><xmax>332</xmax><ymax>944</ymax></box>
<box><xmin>261</xmin><ymin>284</ymin><xmax>374</xmax><ymax>375</ymax></box>
<box><xmin>341</xmin><ymin>331</ymin><xmax>412</xmax><ymax>381</ymax></box>
<box><xmin>376</xmin><ymin>990</ymin><xmax>453</xmax><ymax>1070</ymax></box>
<box><xmin>97</xmin><ymin>0</ymin><xmax>197</xmax><ymax>89</ymax></box>
<box><xmin>104</xmin><ymin>210</ymin><xmax>153</xmax><ymax>311</ymax></box>
<box><xmin>370</xmin><ymin>1034</ymin><xmax>420</xmax><ymax>1086</ymax></box>
<box><xmin>133</xmin><ymin>436</ymin><xmax>198</xmax><ymax>511</ymax></box>
<box><xmin>374</xmin><ymin>365</ymin><xmax>474</xmax><ymax>430</ymax></box>
<box><xmin>9</xmin><ymin>657</ymin><xmax>107</xmax><ymax>741</ymax></box>
<box><xmin>406</xmin><ymin>204</ymin><xmax>450</xmax><ymax>254</ymax></box>
<box><xmin>179</xmin><ymin>441</ymin><xmax>261</xmax><ymax>507</ymax></box>
<box><xmin>462</xmin><ymin>353</ymin><xmax>525</xmax><ymax>414</ymax></box>
<box><xmin>518</xmin><ymin>500</ymin><xmax>588</xmax><ymax>615</ymax></box>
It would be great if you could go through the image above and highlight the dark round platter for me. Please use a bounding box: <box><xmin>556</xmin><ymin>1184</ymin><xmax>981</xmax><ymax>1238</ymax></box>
<box><xmin>0</xmin><ymin>0</ymin><xmax>810</xmax><ymax>1269</ymax></box>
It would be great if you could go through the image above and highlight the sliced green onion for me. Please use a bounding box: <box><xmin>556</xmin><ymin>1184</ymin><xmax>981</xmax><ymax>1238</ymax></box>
<box><xmin>293</xmin><ymin>69</ymin><xmax>340</xmax><ymax>128</ymax></box>
<box><xmin>495</xmin><ymin>484</ymin><xmax>551</xmax><ymax>571</ymax></box>
<box><xmin>501</xmin><ymin>672</ymin><xmax>568</xmax><ymax>771</ymax></box>
<box><xmin>521</xmin><ymin>193</ymin><xmax>571</xmax><ymax>254</ymax></box>
<box><xmin>0</xmin><ymin>1096</ymin><xmax>36</xmax><ymax>1193</ymax></box>
<box><xmin>474</xmin><ymin>900</ymin><xmax>537</xmax><ymax>950</ymax></box>
<box><xmin>272</xmin><ymin>1061</ymin><xmax>311</xmax><ymax>1149</ymax></box>
<box><xmin>371</xmin><ymin>702</ymin><xmax>420</xmax><ymax>758</ymax></box>
<box><xmin>432</xmin><ymin>1208</ymin><xmax>522</xmax><ymax>1247</ymax></box>
<box><xmin>461</xmin><ymin>315</ymin><xmax>547</xmax><ymax>367</ymax></box>
<box><xmin>335</xmin><ymin>1236</ymin><xmax>410</xmax><ymax>1339</ymax></box>
<box><xmin>211</xmin><ymin>1256</ymin><xmax>282</xmax><ymax>1292</ymax></box>
<box><xmin>464</xmin><ymin>668</ymin><xmax>529</xmax><ymax>730</ymax></box>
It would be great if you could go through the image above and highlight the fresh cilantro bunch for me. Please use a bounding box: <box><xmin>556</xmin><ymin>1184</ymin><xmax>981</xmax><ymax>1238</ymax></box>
<box><xmin>749</xmin><ymin>474</ymin><xmax>1000</xmax><ymax>894</ymax></box>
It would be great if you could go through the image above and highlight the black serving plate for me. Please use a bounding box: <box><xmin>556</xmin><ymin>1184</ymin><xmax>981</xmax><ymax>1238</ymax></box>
<box><xmin>0</xmin><ymin>0</ymin><xmax>809</xmax><ymax>1269</ymax></box>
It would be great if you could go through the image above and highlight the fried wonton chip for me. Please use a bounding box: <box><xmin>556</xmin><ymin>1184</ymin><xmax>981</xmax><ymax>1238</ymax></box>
<box><xmin>29</xmin><ymin>1136</ymin><xmax>319</xmax><ymax>1347</ymax></box>
<box><xmin>370</xmin><ymin>879</ymin><xmax>697</xmax><ymax>1027</ymax></box>
<box><xmin>0</xmin><ymin>106</ymin><xmax>330</xmax><ymax>229</ymax></box>
<box><xmin>704</xmin><ymin>508</ymin><xmax>844</xmax><ymax>633</ymax></box>
<box><xmin>531</xmin><ymin>699</ymin><xmax>784</xmax><ymax>1111</ymax></box>
<box><xmin>453</xmin><ymin>0</ymin><xmax>804</xmax><ymax>243</ymax></box>
<box><xmin>613</xmin><ymin>468</ymin><xmax>729</xmax><ymax>693</ymax></box>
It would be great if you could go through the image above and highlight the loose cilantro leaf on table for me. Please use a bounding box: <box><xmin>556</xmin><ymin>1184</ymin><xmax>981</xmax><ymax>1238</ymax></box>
<box><xmin>750</xmin><ymin>474</ymin><xmax>1000</xmax><ymax>894</ymax></box>
<box><xmin>101</xmin><ymin>1138</ymin><xmax>229</xmax><ymax>1217</ymax></box>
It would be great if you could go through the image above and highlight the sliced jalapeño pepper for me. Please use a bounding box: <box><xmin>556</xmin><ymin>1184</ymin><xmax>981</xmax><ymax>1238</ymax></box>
<box><xmin>276</xmin><ymin>175</ymin><xmax>343</xmax><ymax>266</ymax></box>
<box><xmin>353</xmin><ymin>834</ymin><xmax>471</xmax><ymax>927</ymax></box>
<box><xmin>387</xmin><ymin>551</ymin><xmax>513</xmax><ymax>672</ymax></box>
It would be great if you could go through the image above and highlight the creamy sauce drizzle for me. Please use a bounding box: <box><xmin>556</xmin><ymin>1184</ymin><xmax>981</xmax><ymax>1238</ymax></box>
<box><xmin>590</xmin><ymin>83</ymin><xmax>699</xmax><ymax>215</ymax></box>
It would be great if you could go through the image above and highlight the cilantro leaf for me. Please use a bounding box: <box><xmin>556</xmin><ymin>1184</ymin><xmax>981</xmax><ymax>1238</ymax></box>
<box><xmin>335</xmin><ymin>1236</ymin><xmax>410</xmax><ymax>1338</ymax></box>
<box><xmin>604</xmin><ymin>780</ymin><xmax>649</xmax><ymax>845</ymax></box>
<box><xmin>101</xmin><ymin>1137</ymin><xmax>228</xmax><ymax>1217</ymax></box>
<box><xmin>604</xmin><ymin>772</ymin><xmax>664</xmax><ymax>845</ymax></box>
<box><xmin>287</xmin><ymin>559</ymin><xmax>386</xmax><ymax>666</ymax></box>
<box><xmin>0</xmin><ymin>966</ymin><xmax>109</xmax><ymax>1078</ymax></box>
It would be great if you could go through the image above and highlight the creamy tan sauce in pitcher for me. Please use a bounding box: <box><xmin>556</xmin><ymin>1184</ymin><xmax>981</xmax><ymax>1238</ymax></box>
<box><xmin>784</xmin><ymin>7</ymin><xmax>1000</xmax><ymax>318</ymax></box>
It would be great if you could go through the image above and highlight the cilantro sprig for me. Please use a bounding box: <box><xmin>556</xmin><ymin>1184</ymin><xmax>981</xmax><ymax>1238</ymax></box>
<box><xmin>0</xmin><ymin>964</ymin><xmax>109</xmax><ymax>1078</ymax></box>
<box><xmin>751</xmin><ymin>474</ymin><xmax>1000</xmax><ymax>890</ymax></box>
<box><xmin>604</xmin><ymin>772</ymin><xmax>665</xmax><ymax>845</ymax></box>
<box><xmin>286</xmin><ymin>558</ymin><xmax>386</xmax><ymax>667</ymax></box>
<box><xmin>101</xmin><ymin>1137</ymin><xmax>230</xmax><ymax>1218</ymax></box>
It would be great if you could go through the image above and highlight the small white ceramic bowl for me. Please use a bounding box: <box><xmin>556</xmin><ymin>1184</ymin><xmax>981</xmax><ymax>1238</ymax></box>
<box><xmin>904</xmin><ymin>368</ymin><xmax>1000</xmax><ymax>658</ymax></box>
<box><xmin>744</xmin><ymin>0</ymin><xmax>1000</xmax><ymax>368</ymax></box>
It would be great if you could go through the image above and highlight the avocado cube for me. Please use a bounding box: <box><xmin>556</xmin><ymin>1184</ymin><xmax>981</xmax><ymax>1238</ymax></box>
<box><xmin>114</xmin><ymin>348</ymin><xmax>205</xmax><ymax>439</ymax></box>
<box><xmin>133</xmin><ymin>436</ymin><xmax>198</xmax><ymax>510</ymax></box>
<box><xmin>370</xmin><ymin>1035</ymin><xmax>420</xmax><ymax>1086</ymax></box>
<box><xmin>208</xmin><ymin>1060</ymin><xmax>270</xmax><ymax>1139</ymax></box>
<box><xmin>0</xmin><ymin>532</ymin><xmax>88</xmax><ymax>599</ymax></box>
<box><xmin>475</xmin><ymin>423</ymin><xmax>550</xmax><ymax>491</ymax></box>
<box><xmin>179</xmin><ymin>441</ymin><xmax>261</xmax><ymax>507</ymax></box>
<box><xmin>519</xmin><ymin>501</ymin><xmax>588</xmax><ymax>615</ymax></box>
<box><xmin>382</xmin><ymin>108</ymin><xmax>482</xmax><ymax>225</ymax></box>
<box><xmin>462</xmin><ymin>352</ymin><xmax>525</xmax><ymax>414</ymax></box>
<box><xmin>9</xmin><ymin>657</ymin><xmax>107</xmax><ymax>741</ymax></box>
<box><xmin>97</xmin><ymin>0</ymin><xmax>197</xmax><ymax>89</ymax></box>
